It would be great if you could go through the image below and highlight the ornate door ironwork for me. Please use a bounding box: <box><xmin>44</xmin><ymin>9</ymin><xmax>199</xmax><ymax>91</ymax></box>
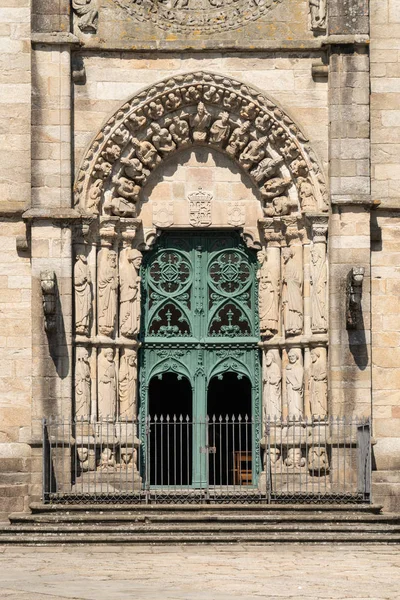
<box><xmin>139</xmin><ymin>231</ymin><xmax>261</xmax><ymax>488</ymax></box>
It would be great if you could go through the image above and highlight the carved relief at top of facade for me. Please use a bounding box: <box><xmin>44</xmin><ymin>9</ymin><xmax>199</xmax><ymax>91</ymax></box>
<box><xmin>112</xmin><ymin>0</ymin><xmax>283</xmax><ymax>34</ymax></box>
<box><xmin>75</xmin><ymin>72</ymin><xmax>328</xmax><ymax>225</ymax></box>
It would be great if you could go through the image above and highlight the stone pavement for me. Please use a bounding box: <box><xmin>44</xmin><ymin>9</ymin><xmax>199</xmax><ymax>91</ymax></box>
<box><xmin>0</xmin><ymin>545</ymin><xmax>399</xmax><ymax>600</ymax></box>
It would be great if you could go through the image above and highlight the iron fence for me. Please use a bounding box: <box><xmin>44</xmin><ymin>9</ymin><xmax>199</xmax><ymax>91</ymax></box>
<box><xmin>43</xmin><ymin>415</ymin><xmax>371</xmax><ymax>505</ymax></box>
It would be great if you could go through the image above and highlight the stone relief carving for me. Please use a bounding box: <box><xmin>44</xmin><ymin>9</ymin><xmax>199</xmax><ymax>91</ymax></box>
<box><xmin>309</xmin><ymin>0</ymin><xmax>327</xmax><ymax>31</ymax></box>
<box><xmin>113</xmin><ymin>0</ymin><xmax>283</xmax><ymax>34</ymax></box>
<box><xmin>77</xmin><ymin>447</ymin><xmax>96</xmax><ymax>472</ymax></box>
<box><xmin>346</xmin><ymin>267</ymin><xmax>365</xmax><ymax>330</ymax></box>
<box><xmin>263</xmin><ymin>350</ymin><xmax>282</xmax><ymax>419</ymax></box>
<box><xmin>282</xmin><ymin>247</ymin><xmax>303</xmax><ymax>337</ymax></box>
<box><xmin>227</xmin><ymin>201</ymin><xmax>245</xmax><ymax>227</ymax></box>
<box><xmin>72</xmin><ymin>0</ymin><xmax>98</xmax><ymax>33</ymax></box>
<box><xmin>153</xmin><ymin>201</ymin><xmax>174</xmax><ymax>228</ymax></box>
<box><xmin>188</xmin><ymin>188</ymin><xmax>212</xmax><ymax>227</ymax></box>
<box><xmin>309</xmin><ymin>348</ymin><xmax>328</xmax><ymax>418</ymax></box>
<box><xmin>285</xmin><ymin>448</ymin><xmax>306</xmax><ymax>468</ymax></box>
<box><xmin>40</xmin><ymin>270</ymin><xmax>57</xmax><ymax>333</ymax></box>
<box><xmin>257</xmin><ymin>249</ymin><xmax>279</xmax><ymax>337</ymax></box>
<box><xmin>98</xmin><ymin>348</ymin><xmax>117</xmax><ymax>419</ymax></box>
<box><xmin>75</xmin><ymin>72</ymin><xmax>327</xmax><ymax>220</ymax></box>
<box><xmin>310</xmin><ymin>244</ymin><xmax>328</xmax><ymax>333</ymax></box>
<box><xmin>74</xmin><ymin>255</ymin><xmax>92</xmax><ymax>336</ymax></box>
<box><xmin>308</xmin><ymin>447</ymin><xmax>329</xmax><ymax>474</ymax></box>
<box><xmin>286</xmin><ymin>348</ymin><xmax>304</xmax><ymax>419</ymax></box>
<box><xmin>75</xmin><ymin>347</ymin><xmax>91</xmax><ymax>420</ymax></box>
<box><xmin>119</xmin><ymin>349</ymin><xmax>138</xmax><ymax>421</ymax></box>
<box><xmin>98</xmin><ymin>249</ymin><xmax>118</xmax><ymax>336</ymax></box>
<box><xmin>119</xmin><ymin>248</ymin><xmax>142</xmax><ymax>339</ymax></box>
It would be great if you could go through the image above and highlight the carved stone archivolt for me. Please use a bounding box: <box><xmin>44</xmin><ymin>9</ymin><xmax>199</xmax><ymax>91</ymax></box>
<box><xmin>113</xmin><ymin>0</ymin><xmax>283</xmax><ymax>34</ymax></box>
<box><xmin>75</xmin><ymin>72</ymin><xmax>328</xmax><ymax>221</ymax></box>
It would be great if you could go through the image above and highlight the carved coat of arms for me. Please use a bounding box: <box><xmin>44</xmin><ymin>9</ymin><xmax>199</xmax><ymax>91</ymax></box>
<box><xmin>227</xmin><ymin>201</ymin><xmax>245</xmax><ymax>227</ymax></box>
<box><xmin>152</xmin><ymin>201</ymin><xmax>174</xmax><ymax>228</ymax></box>
<box><xmin>188</xmin><ymin>188</ymin><xmax>212</xmax><ymax>228</ymax></box>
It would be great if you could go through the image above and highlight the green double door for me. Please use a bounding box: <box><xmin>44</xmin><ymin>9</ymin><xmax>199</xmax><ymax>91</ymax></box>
<box><xmin>139</xmin><ymin>230</ymin><xmax>261</xmax><ymax>488</ymax></box>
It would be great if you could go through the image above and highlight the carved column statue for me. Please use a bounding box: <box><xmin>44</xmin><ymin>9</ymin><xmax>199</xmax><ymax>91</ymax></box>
<box><xmin>98</xmin><ymin>347</ymin><xmax>117</xmax><ymax>419</ymax></box>
<box><xmin>74</xmin><ymin>254</ymin><xmax>92</xmax><ymax>336</ymax></box>
<box><xmin>119</xmin><ymin>349</ymin><xmax>138</xmax><ymax>421</ymax></box>
<box><xmin>282</xmin><ymin>246</ymin><xmax>303</xmax><ymax>337</ymax></box>
<box><xmin>310</xmin><ymin>217</ymin><xmax>328</xmax><ymax>334</ymax></box>
<box><xmin>286</xmin><ymin>348</ymin><xmax>304</xmax><ymax>419</ymax></box>
<box><xmin>257</xmin><ymin>249</ymin><xmax>280</xmax><ymax>338</ymax></box>
<box><xmin>75</xmin><ymin>347</ymin><xmax>91</xmax><ymax>420</ymax></box>
<box><xmin>120</xmin><ymin>249</ymin><xmax>142</xmax><ymax>339</ymax></box>
<box><xmin>263</xmin><ymin>349</ymin><xmax>282</xmax><ymax>419</ymax></box>
<box><xmin>309</xmin><ymin>347</ymin><xmax>328</xmax><ymax>418</ymax></box>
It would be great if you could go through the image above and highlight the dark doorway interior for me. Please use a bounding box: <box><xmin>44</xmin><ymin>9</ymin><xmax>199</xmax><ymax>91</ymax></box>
<box><xmin>148</xmin><ymin>373</ymin><xmax>192</xmax><ymax>486</ymax></box>
<box><xmin>207</xmin><ymin>373</ymin><xmax>252</xmax><ymax>486</ymax></box>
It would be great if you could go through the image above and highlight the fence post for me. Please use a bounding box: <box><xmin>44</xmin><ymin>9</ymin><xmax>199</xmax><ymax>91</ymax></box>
<box><xmin>357</xmin><ymin>419</ymin><xmax>371</xmax><ymax>501</ymax></box>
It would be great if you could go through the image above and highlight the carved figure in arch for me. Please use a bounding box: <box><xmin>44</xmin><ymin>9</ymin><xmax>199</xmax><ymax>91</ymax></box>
<box><xmin>257</xmin><ymin>250</ymin><xmax>279</xmax><ymax>337</ymax></box>
<box><xmin>105</xmin><ymin>197</ymin><xmax>137</xmax><ymax>217</ymax></box>
<box><xmin>165</xmin><ymin>92</ymin><xmax>182</xmax><ymax>111</ymax></box>
<box><xmin>102</xmin><ymin>144</ymin><xmax>121</xmax><ymax>163</ymax></box>
<box><xmin>298</xmin><ymin>177</ymin><xmax>317</xmax><ymax>212</ymax></box>
<box><xmin>74</xmin><ymin>254</ymin><xmax>92</xmax><ymax>335</ymax></box>
<box><xmin>282</xmin><ymin>247</ymin><xmax>303</xmax><ymax>336</ymax></box>
<box><xmin>226</xmin><ymin>121</ymin><xmax>252</xmax><ymax>158</ymax></box>
<box><xmin>128</xmin><ymin>111</ymin><xmax>147</xmax><ymax>133</ymax></box>
<box><xmin>112</xmin><ymin>176</ymin><xmax>140</xmax><ymax>203</ymax></box>
<box><xmin>93</xmin><ymin>159</ymin><xmax>112</xmax><ymax>180</ymax></box>
<box><xmin>120</xmin><ymin>155</ymin><xmax>149</xmax><ymax>184</ymax></box>
<box><xmin>311</xmin><ymin>245</ymin><xmax>328</xmax><ymax>332</ymax></box>
<box><xmin>145</xmin><ymin>100</ymin><xmax>164</xmax><ymax>120</ymax></box>
<box><xmin>190</xmin><ymin>102</ymin><xmax>211</xmax><ymax>142</ymax></box>
<box><xmin>263</xmin><ymin>351</ymin><xmax>282</xmax><ymax>419</ymax></box>
<box><xmin>255</xmin><ymin>113</ymin><xmax>272</xmax><ymax>134</ymax></box>
<box><xmin>204</xmin><ymin>85</ymin><xmax>222</xmax><ymax>103</ymax></box>
<box><xmin>309</xmin><ymin>349</ymin><xmax>328</xmax><ymax>418</ymax></box>
<box><xmin>131</xmin><ymin>137</ymin><xmax>161</xmax><ymax>170</ymax></box>
<box><xmin>119</xmin><ymin>349</ymin><xmax>138</xmax><ymax>420</ymax></box>
<box><xmin>291</xmin><ymin>157</ymin><xmax>308</xmax><ymax>178</ymax></box>
<box><xmin>87</xmin><ymin>179</ymin><xmax>103</xmax><ymax>214</ymax></box>
<box><xmin>182</xmin><ymin>85</ymin><xmax>202</xmax><ymax>104</ymax></box>
<box><xmin>120</xmin><ymin>249</ymin><xmax>142</xmax><ymax>339</ymax></box>
<box><xmin>286</xmin><ymin>349</ymin><xmax>304</xmax><ymax>419</ymax></box>
<box><xmin>72</xmin><ymin>0</ymin><xmax>98</xmax><ymax>33</ymax></box>
<box><xmin>75</xmin><ymin>347</ymin><xmax>91</xmax><ymax>420</ymax></box>
<box><xmin>149</xmin><ymin>122</ymin><xmax>176</xmax><ymax>155</ymax></box>
<box><xmin>209</xmin><ymin>112</ymin><xmax>231</xmax><ymax>146</ymax></box>
<box><xmin>310</xmin><ymin>0</ymin><xmax>327</xmax><ymax>30</ymax></box>
<box><xmin>98</xmin><ymin>348</ymin><xmax>117</xmax><ymax>419</ymax></box>
<box><xmin>239</xmin><ymin>137</ymin><xmax>268</xmax><ymax>170</ymax></box>
<box><xmin>223</xmin><ymin>91</ymin><xmax>239</xmax><ymax>111</ymax></box>
<box><xmin>251</xmin><ymin>156</ymin><xmax>283</xmax><ymax>184</ymax></box>
<box><xmin>169</xmin><ymin>115</ymin><xmax>191</xmax><ymax>147</ymax></box>
<box><xmin>285</xmin><ymin>448</ymin><xmax>306</xmax><ymax>468</ymax></box>
<box><xmin>241</xmin><ymin>102</ymin><xmax>259</xmax><ymax>121</ymax></box>
<box><xmin>112</xmin><ymin>126</ymin><xmax>130</xmax><ymax>147</ymax></box>
<box><xmin>98</xmin><ymin>250</ymin><xmax>118</xmax><ymax>336</ymax></box>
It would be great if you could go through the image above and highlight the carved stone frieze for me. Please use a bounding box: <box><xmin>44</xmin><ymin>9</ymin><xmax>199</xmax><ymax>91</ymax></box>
<box><xmin>113</xmin><ymin>0</ymin><xmax>283</xmax><ymax>34</ymax></box>
<box><xmin>74</xmin><ymin>72</ymin><xmax>328</xmax><ymax>220</ymax></box>
<box><xmin>188</xmin><ymin>188</ymin><xmax>212</xmax><ymax>227</ymax></box>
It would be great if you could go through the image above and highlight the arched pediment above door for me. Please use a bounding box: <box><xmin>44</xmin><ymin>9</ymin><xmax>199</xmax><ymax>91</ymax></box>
<box><xmin>74</xmin><ymin>71</ymin><xmax>328</xmax><ymax>222</ymax></box>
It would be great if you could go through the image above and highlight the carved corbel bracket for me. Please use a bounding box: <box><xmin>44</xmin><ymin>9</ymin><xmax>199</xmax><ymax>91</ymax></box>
<box><xmin>282</xmin><ymin>215</ymin><xmax>305</xmax><ymax>246</ymax></box>
<box><xmin>40</xmin><ymin>270</ymin><xmax>57</xmax><ymax>332</ymax></box>
<box><xmin>120</xmin><ymin>218</ymin><xmax>142</xmax><ymax>249</ymax></box>
<box><xmin>306</xmin><ymin>214</ymin><xmax>329</xmax><ymax>244</ymax></box>
<box><xmin>99</xmin><ymin>217</ymin><xmax>119</xmax><ymax>248</ymax></box>
<box><xmin>259</xmin><ymin>217</ymin><xmax>283</xmax><ymax>247</ymax></box>
<box><xmin>346</xmin><ymin>267</ymin><xmax>365</xmax><ymax>330</ymax></box>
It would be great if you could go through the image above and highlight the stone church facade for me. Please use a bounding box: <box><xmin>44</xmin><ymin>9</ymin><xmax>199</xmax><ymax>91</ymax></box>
<box><xmin>0</xmin><ymin>0</ymin><xmax>399</xmax><ymax>517</ymax></box>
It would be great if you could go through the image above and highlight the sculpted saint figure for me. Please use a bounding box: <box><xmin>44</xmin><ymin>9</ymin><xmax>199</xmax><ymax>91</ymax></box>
<box><xmin>120</xmin><ymin>249</ymin><xmax>142</xmax><ymax>339</ymax></box>
<box><xmin>190</xmin><ymin>102</ymin><xmax>211</xmax><ymax>142</ymax></box>
<box><xmin>169</xmin><ymin>115</ymin><xmax>191</xmax><ymax>147</ymax></box>
<box><xmin>87</xmin><ymin>179</ymin><xmax>103</xmax><ymax>214</ymax></box>
<box><xmin>240</xmin><ymin>137</ymin><xmax>268</xmax><ymax>170</ymax></box>
<box><xmin>72</xmin><ymin>0</ymin><xmax>98</xmax><ymax>32</ymax></box>
<box><xmin>75</xmin><ymin>347</ymin><xmax>91</xmax><ymax>420</ymax></box>
<box><xmin>209</xmin><ymin>112</ymin><xmax>231</xmax><ymax>146</ymax></box>
<box><xmin>131</xmin><ymin>137</ymin><xmax>161</xmax><ymax>170</ymax></box>
<box><xmin>226</xmin><ymin>121</ymin><xmax>251</xmax><ymax>157</ymax></box>
<box><xmin>263</xmin><ymin>351</ymin><xmax>282</xmax><ymax>419</ymax></box>
<box><xmin>98</xmin><ymin>348</ymin><xmax>117</xmax><ymax>419</ymax></box>
<box><xmin>149</xmin><ymin>122</ymin><xmax>176</xmax><ymax>155</ymax></box>
<box><xmin>282</xmin><ymin>247</ymin><xmax>303</xmax><ymax>336</ymax></box>
<box><xmin>119</xmin><ymin>350</ymin><xmax>138</xmax><ymax>421</ymax></box>
<box><xmin>309</xmin><ymin>349</ymin><xmax>328</xmax><ymax>418</ymax></box>
<box><xmin>286</xmin><ymin>349</ymin><xmax>304</xmax><ymax>419</ymax></box>
<box><xmin>98</xmin><ymin>250</ymin><xmax>118</xmax><ymax>336</ymax></box>
<box><xmin>74</xmin><ymin>255</ymin><xmax>92</xmax><ymax>335</ymax></box>
<box><xmin>311</xmin><ymin>245</ymin><xmax>328</xmax><ymax>332</ymax></box>
<box><xmin>310</xmin><ymin>0</ymin><xmax>327</xmax><ymax>29</ymax></box>
<box><xmin>257</xmin><ymin>250</ymin><xmax>279</xmax><ymax>337</ymax></box>
<box><xmin>298</xmin><ymin>177</ymin><xmax>317</xmax><ymax>211</ymax></box>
